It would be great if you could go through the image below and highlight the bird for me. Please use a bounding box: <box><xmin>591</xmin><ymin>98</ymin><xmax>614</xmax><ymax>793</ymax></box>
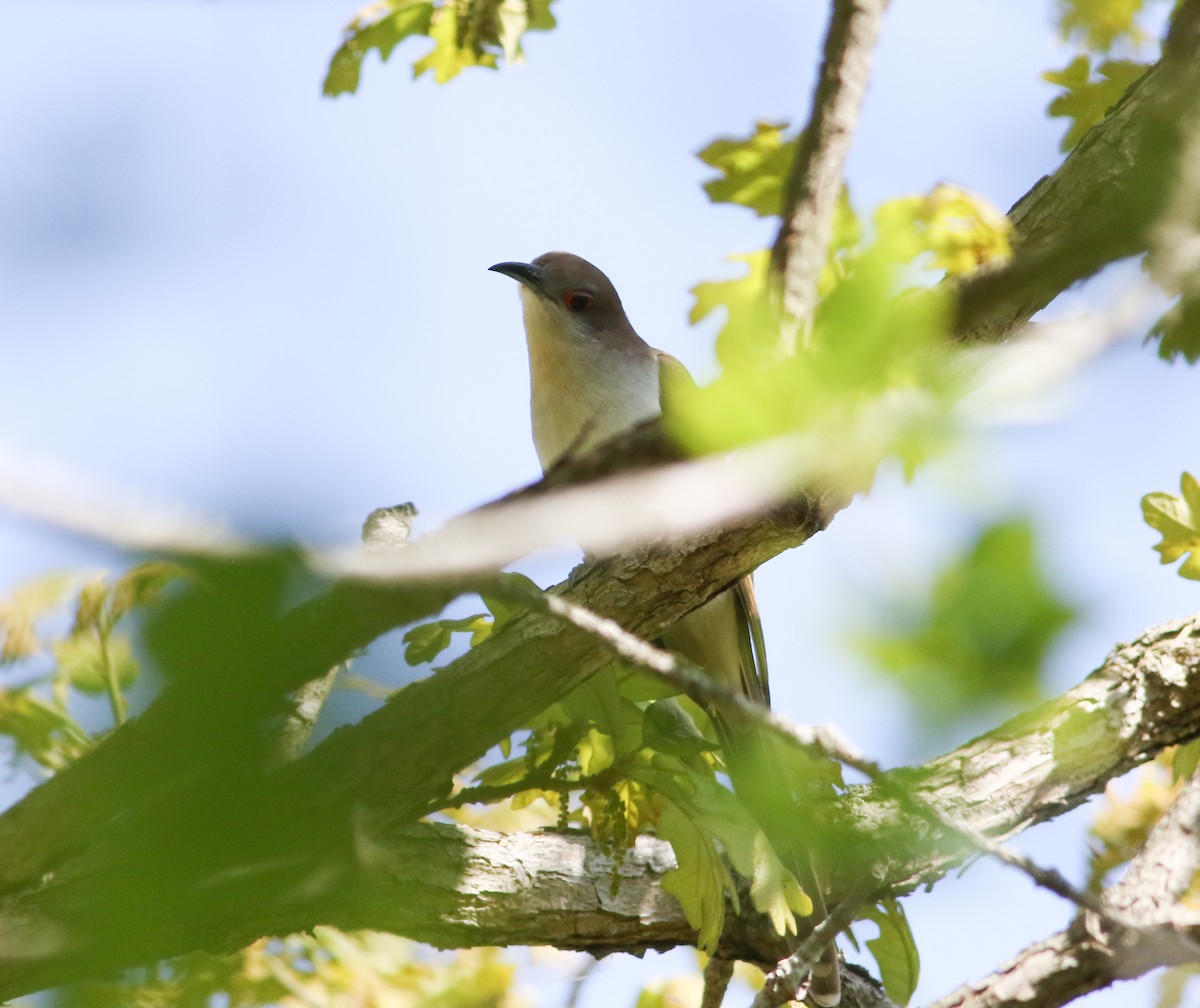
<box><xmin>489</xmin><ymin>251</ymin><xmax>841</xmax><ymax>1007</ymax></box>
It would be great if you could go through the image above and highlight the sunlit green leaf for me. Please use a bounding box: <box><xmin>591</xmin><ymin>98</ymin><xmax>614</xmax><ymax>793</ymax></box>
<box><xmin>324</xmin><ymin>1</ymin><xmax>435</xmax><ymax>97</ymax></box>
<box><xmin>1055</xmin><ymin>0</ymin><xmax>1148</xmax><ymax>51</ymax></box>
<box><xmin>0</xmin><ymin>570</ymin><xmax>86</xmax><ymax>663</ymax></box>
<box><xmin>697</xmin><ymin>120</ymin><xmax>796</xmax><ymax>218</ymax></box>
<box><xmin>655</xmin><ymin>791</ymin><xmax>734</xmax><ymax>952</ymax></box>
<box><xmin>1142</xmin><ymin>472</ymin><xmax>1200</xmax><ymax>579</ymax></box>
<box><xmin>863</xmin><ymin>898</ymin><xmax>920</xmax><ymax>1005</ymax></box>
<box><xmin>54</xmin><ymin>635</ymin><xmax>139</xmax><ymax>695</ymax></box>
<box><xmin>1044</xmin><ymin>55</ymin><xmax>1147</xmax><ymax>151</ymax></box>
<box><xmin>0</xmin><ymin>687</ymin><xmax>90</xmax><ymax>770</ymax></box>
<box><xmin>325</xmin><ymin>0</ymin><xmax>557</xmax><ymax>94</ymax></box>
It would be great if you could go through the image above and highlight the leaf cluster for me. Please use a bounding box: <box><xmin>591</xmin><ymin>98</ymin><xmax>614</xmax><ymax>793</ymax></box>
<box><xmin>324</xmin><ymin>0</ymin><xmax>556</xmax><ymax>94</ymax></box>
<box><xmin>0</xmin><ymin>563</ymin><xmax>181</xmax><ymax>770</ymax></box>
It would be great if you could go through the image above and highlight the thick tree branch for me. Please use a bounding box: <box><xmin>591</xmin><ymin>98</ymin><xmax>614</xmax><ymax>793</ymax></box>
<box><xmin>954</xmin><ymin>0</ymin><xmax>1200</xmax><ymax>342</ymax></box>
<box><xmin>923</xmin><ymin>766</ymin><xmax>1200</xmax><ymax>1008</ymax></box>
<box><xmin>0</xmin><ymin>612</ymin><xmax>1195</xmax><ymax>1001</ymax></box>
<box><xmin>772</xmin><ymin>0</ymin><xmax>890</xmax><ymax>346</ymax></box>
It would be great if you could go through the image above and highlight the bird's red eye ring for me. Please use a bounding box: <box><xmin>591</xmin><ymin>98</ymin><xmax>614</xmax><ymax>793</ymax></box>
<box><xmin>564</xmin><ymin>291</ymin><xmax>593</xmax><ymax>312</ymax></box>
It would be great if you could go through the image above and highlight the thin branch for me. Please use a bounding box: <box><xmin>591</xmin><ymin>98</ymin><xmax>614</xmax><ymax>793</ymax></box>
<box><xmin>702</xmin><ymin>956</ymin><xmax>735</xmax><ymax>1008</ymax></box>
<box><xmin>772</xmin><ymin>0</ymin><xmax>890</xmax><ymax>347</ymax></box>
<box><xmin>522</xmin><ymin>582</ymin><xmax>1144</xmax><ymax>928</ymax></box>
<box><xmin>922</xmin><ymin>765</ymin><xmax>1200</xmax><ymax>1008</ymax></box>
<box><xmin>753</xmin><ymin>890</ymin><xmax>872</xmax><ymax>1008</ymax></box>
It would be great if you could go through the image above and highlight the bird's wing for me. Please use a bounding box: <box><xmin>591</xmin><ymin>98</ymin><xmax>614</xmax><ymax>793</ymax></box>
<box><xmin>655</xmin><ymin>350</ymin><xmax>697</xmax><ymax>422</ymax></box>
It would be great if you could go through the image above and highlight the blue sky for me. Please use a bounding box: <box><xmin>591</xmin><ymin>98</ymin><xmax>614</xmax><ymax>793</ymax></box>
<box><xmin>1</xmin><ymin>1</ymin><xmax>1198</xmax><ymax>1005</ymax></box>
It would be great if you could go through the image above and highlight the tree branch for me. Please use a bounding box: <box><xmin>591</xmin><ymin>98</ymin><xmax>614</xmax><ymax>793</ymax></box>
<box><xmin>772</xmin><ymin>0</ymin><xmax>891</xmax><ymax>346</ymax></box>
<box><xmin>954</xmin><ymin>0</ymin><xmax>1200</xmax><ymax>342</ymax></box>
<box><xmin>0</xmin><ymin>612</ymin><xmax>1195</xmax><ymax>1000</ymax></box>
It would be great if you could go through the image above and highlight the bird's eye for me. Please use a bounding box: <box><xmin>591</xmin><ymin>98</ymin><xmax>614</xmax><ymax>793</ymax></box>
<box><xmin>564</xmin><ymin>291</ymin><xmax>593</xmax><ymax>312</ymax></box>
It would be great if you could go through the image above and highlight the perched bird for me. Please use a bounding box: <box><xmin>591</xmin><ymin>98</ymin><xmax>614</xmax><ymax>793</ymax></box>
<box><xmin>490</xmin><ymin>251</ymin><xmax>841</xmax><ymax>1007</ymax></box>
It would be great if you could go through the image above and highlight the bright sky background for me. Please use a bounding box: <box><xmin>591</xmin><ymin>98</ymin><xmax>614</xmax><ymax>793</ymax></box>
<box><xmin>1</xmin><ymin>1</ymin><xmax>1199</xmax><ymax>1006</ymax></box>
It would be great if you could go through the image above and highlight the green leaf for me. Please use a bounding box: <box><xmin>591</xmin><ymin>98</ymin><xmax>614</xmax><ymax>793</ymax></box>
<box><xmin>860</xmin><ymin>517</ymin><xmax>1075</xmax><ymax>726</ymax></box>
<box><xmin>0</xmin><ymin>570</ymin><xmax>86</xmax><ymax>663</ymax></box>
<box><xmin>412</xmin><ymin>3</ymin><xmax>498</xmax><ymax>83</ymax></box>
<box><xmin>1142</xmin><ymin>472</ymin><xmax>1200</xmax><ymax>579</ymax></box>
<box><xmin>655</xmin><ymin>793</ymin><xmax>733</xmax><ymax>952</ymax></box>
<box><xmin>1172</xmin><ymin>739</ymin><xmax>1200</xmax><ymax>782</ymax></box>
<box><xmin>108</xmin><ymin>561</ymin><xmax>185</xmax><ymax>623</ymax></box>
<box><xmin>1044</xmin><ymin>55</ymin><xmax>1147</xmax><ymax>151</ymax></box>
<box><xmin>0</xmin><ymin>687</ymin><xmax>90</xmax><ymax>769</ymax></box>
<box><xmin>402</xmin><ymin>614</ymin><xmax>491</xmax><ymax>664</ymax></box>
<box><xmin>324</xmin><ymin>1</ymin><xmax>435</xmax><ymax>97</ymax></box>
<box><xmin>1055</xmin><ymin>0</ymin><xmax>1148</xmax><ymax>52</ymax></box>
<box><xmin>676</xmin><ymin>231</ymin><xmax>959</xmax><ymax>492</ymax></box>
<box><xmin>480</xmin><ymin>571</ymin><xmax>543</xmax><ymax>626</ymax></box>
<box><xmin>641</xmin><ymin>698</ymin><xmax>715</xmax><ymax>758</ymax></box>
<box><xmin>697</xmin><ymin>121</ymin><xmax>797</xmax><ymax>218</ymax></box>
<box><xmin>321</xmin><ymin>0</ymin><xmax>556</xmax><ymax>91</ymax></box>
<box><xmin>1147</xmin><ymin>299</ymin><xmax>1200</xmax><ymax>364</ymax></box>
<box><xmin>863</xmin><ymin>898</ymin><xmax>920</xmax><ymax>1005</ymax></box>
<box><xmin>53</xmin><ymin>635</ymin><xmax>139</xmax><ymax>695</ymax></box>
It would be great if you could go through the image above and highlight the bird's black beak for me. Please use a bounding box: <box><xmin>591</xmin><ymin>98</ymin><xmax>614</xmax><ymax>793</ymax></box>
<box><xmin>489</xmin><ymin>261</ymin><xmax>545</xmax><ymax>293</ymax></box>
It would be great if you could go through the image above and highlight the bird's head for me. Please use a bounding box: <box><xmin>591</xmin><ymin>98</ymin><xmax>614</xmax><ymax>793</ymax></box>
<box><xmin>489</xmin><ymin>251</ymin><xmax>631</xmax><ymax>338</ymax></box>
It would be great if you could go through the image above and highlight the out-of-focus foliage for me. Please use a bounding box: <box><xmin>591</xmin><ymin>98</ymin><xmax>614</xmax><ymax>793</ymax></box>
<box><xmin>677</xmin><ymin>222</ymin><xmax>964</xmax><ymax>491</ymax></box>
<box><xmin>1045</xmin><ymin>0</ymin><xmax>1173</xmax><ymax>150</ymax></box>
<box><xmin>1044</xmin><ymin>55</ymin><xmax>1148</xmax><ymax>151</ymax></box>
<box><xmin>1142</xmin><ymin>472</ymin><xmax>1200</xmax><ymax>579</ymax></box>
<box><xmin>401</xmin><ymin>572</ymin><xmax>541</xmax><ymax>665</ymax></box>
<box><xmin>634</xmin><ymin>974</ymin><xmax>705</xmax><ymax>1008</ymax></box>
<box><xmin>1147</xmin><ymin>298</ymin><xmax>1200</xmax><ymax>364</ymax></box>
<box><xmin>697</xmin><ymin>120</ymin><xmax>798</xmax><ymax>218</ymax></box>
<box><xmin>874</xmin><ymin>185</ymin><xmax>1012</xmax><ymax>277</ymax></box>
<box><xmin>0</xmin><ymin>563</ymin><xmax>181</xmax><ymax>770</ymax></box>
<box><xmin>1055</xmin><ymin>0</ymin><xmax>1152</xmax><ymax>51</ymax></box>
<box><xmin>325</xmin><ymin>0</ymin><xmax>556</xmax><ymax>94</ymax></box>
<box><xmin>1087</xmin><ymin>749</ymin><xmax>1182</xmax><ymax>892</ymax></box>
<box><xmin>1084</xmin><ymin>744</ymin><xmax>1200</xmax><ymax>1008</ymax></box>
<box><xmin>49</xmin><ymin>928</ymin><xmax>523</xmax><ymax>1008</ymax></box>
<box><xmin>858</xmin><ymin>517</ymin><xmax>1076</xmax><ymax>727</ymax></box>
<box><xmin>679</xmin><ymin>177</ymin><xmax>1010</xmax><ymax>498</ymax></box>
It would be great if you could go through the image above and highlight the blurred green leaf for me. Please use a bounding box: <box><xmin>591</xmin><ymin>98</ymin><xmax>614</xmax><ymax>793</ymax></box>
<box><xmin>402</xmin><ymin>613</ymin><xmax>491</xmax><ymax>664</ymax></box>
<box><xmin>641</xmin><ymin>698</ymin><xmax>715</xmax><ymax>758</ymax></box>
<box><xmin>875</xmin><ymin>184</ymin><xmax>1012</xmax><ymax>276</ymax></box>
<box><xmin>1044</xmin><ymin>55</ymin><xmax>1147</xmax><ymax>151</ymax></box>
<box><xmin>675</xmin><ymin>230</ymin><xmax>959</xmax><ymax>495</ymax></box>
<box><xmin>698</xmin><ymin>120</ymin><xmax>796</xmax><ymax>218</ymax></box>
<box><xmin>861</xmin><ymin>517</ymin><xmax>1075</xmax><ymax>726</ymax></box>
<box><xmin>863</xmin><ymin>898</ymin><xmax>920</xmax><ymax>1005</ymax></box>
<box><xmin>1055</xmin><ymin>0</ymin><xmax>1149</xmax><ymax>51</ymax></box>
<box><xmin>325</xmin><ymin>1</ymin><xmax>435</xmax><ymax>96</ymax></box>
<box><xmin>1142</xmin><ymin>472</ymin><xmax>1200</xmax><ymax>579</ymax></box>
<box><xmin>0</xmin><ymin>570</ymin><xmax>86</xmax><ymax>663</ymax></box>
<box><xmin>1147</xmin><ymin>299</ymin><xmax>1200</xmax><ymax>364</ymax></box>
<box><xmin>0</xmin><ymin>687</ymin><xmax>90</xmax><ymax>770</ymax></box>
<box><xmin>53</xmin><ymin>635</ymin><xmax>139</xmax><ymax>696</ymax></box>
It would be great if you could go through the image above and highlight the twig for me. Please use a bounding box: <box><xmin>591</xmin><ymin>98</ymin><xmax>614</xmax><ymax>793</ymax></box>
<box><xmin>702</xmin><ymin>955</ymin><xmax>734</xmax><ymax>1008</ymax></box>
<box><xmin>752</xmin><ymin>892</ymin><xmax>868</xmax><ymax>1007</ymax></box>
<box><xmin>922</xmin><ymin>766</ymin><xmax>1200</xmax><ymax>1008</ymax></box>
<box><xmin>772</xmin><ymin>0</ymin><xmax>891</xmax><ymax>348</ymax></box>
